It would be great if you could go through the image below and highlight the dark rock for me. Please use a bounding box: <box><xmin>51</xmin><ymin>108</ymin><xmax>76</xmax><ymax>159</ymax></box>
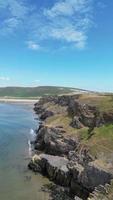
<box><xmin>35</xmin><ymin>126</ymin><xmax>77</xmax><ymax>156</ymax></box>
<box><xmin>42</xmin><ymin>183</ymin><xmax>74</xmax><ymax>200</ymax></box>
<box><xmin>68</xmin><ymin>147</ymin><xmax>93</xmax><ymax>166</ymax></box>
<box><xmin>70</xmin><ymin>116</ymin><xmax>84</xmax><ymax>129</ymax></box>
<box><xmin>40</xmin><ymin>110</ymin><xmax>54</xmax><ymax>121</ymax></box>
<box><xmin>31</xmin><ymin>95</ymin><xmax>113</xmax><ymax>200</ymax></box>
<box><xmin>34</xmin><ymin>95</ymin><xmax>113</xmax><ymax>130</ymax></box>
<box><xmin>103</xmin><ymin>112</ymin><xmax>113</xmax><ymax>124</ymax></box>
<box><xmin>79</xmin><ymin>164</ymin><xmax>113</xmax><ymax>191</ymax></box>
<box><xmin>29</xmin><ymin>154</ymin><xmax>71</xmax><ymax>187</ymax></box>
<box><xmin>55</xmin><ymin>126</ymin><xmax>64</xmax><ymax>129</ymax></box>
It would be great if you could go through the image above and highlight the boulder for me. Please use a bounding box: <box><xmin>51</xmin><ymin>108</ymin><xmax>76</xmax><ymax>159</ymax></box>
<box><xmin>29</xmin><ymin>154</ymin><xmax>71</xmax><ymax>186</ymax></box>
<box><xmin>68</xmin><ymin>160</ymin><xmax>113</xmax><ymax>192</ymax></box>
<box><xmin>79</xmin><ymin>163</ymin><xmax>113</xmax><ymax>190</ymax></box>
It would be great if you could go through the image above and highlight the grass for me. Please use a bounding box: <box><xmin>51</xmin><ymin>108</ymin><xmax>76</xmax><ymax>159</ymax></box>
<box><xmin>82</xmin><ymin>125</ymin><xmax>113</xmax><ymax>160</ymax></box>
<box><xmin>46</xmin><ymin>112</ymin><xmax>113</xmax><ymax>163</ymax></box>
<box><xmin>79</xmin><ymin>93</ymin><xmax>113</xmax><ymax>112</ymax></box>
<box><xmin>0</xmin><ymin>86</ymin><xmax>83</xmax><ymax>98</ymax></box>
<box><xmin>39</xmin><ymin>93</ymin><xmax>113</xmax><ymax>199</ymax></box>
<box><xmin>46</xmin><ymin>114</ymin><xmax>77</xmax><ymax>136</ymax></box>
<box><xmin>38</xmin><ymin>92</ymin><xmax>113</xmax><ymax>166</ymax></box>
<box><xmin>43</xmin><ymin>93</ymin><xmax>113</xmax><ymax>159</ymax></box>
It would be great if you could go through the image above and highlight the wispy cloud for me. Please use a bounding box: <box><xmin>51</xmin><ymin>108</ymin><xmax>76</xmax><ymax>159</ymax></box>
<box><xmin>0</xmin><ymin>0</ymin><xmax>30</xmax><ymax>35</ymax></box>
<box><xmin>27</xmin><ymin>41</ymin><xmax>41</xmax><ymax>51</ymax></box>
<box><xmin>0</xmin><ymin>0</ymin><xmax>95</xmax><ymax>50</ymax></box>
<box><xmin>0</xmin><ymin>76</ymin><xmax>10</xmax><ymax>81</ymax></box>
<box><xmin>30</xmin><ymin>0</ymin><xmax>93</xmax><ymax>49</ymax></box>
<box><xmin>44</xmin><ymin>0</ymin><xmax>91</xmax><ymax>17</ymax></box>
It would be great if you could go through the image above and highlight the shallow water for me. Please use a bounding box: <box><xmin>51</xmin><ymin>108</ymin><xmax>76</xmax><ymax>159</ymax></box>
<box><xmin>0</xmin><ymin>103</ymin><xmax>50</xmax><ymax>200</ymax></box>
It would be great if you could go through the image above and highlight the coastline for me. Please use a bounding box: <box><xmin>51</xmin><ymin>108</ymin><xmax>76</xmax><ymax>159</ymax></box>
<box><xmin>28</xmin><ymin>95</ymin><xmax>113</xmax><ymax>200</ymax></box>
<box><xmin>0</xmin><ymin>98</ymin><xmax>39</xmax><ymax>104</ymax></box>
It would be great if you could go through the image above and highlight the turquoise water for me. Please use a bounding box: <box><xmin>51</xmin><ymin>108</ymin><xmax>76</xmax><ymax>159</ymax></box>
<box><xmin>0</xmin><ymin>103</ymin><xmax>49</xmax><ymax>200</ymax></box>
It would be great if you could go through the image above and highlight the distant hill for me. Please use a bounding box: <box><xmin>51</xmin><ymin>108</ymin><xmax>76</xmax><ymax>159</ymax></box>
<box><xmin>0</xmin><ymin>86</ymin><xmax>88</xmax><ymax>98</ymax></box>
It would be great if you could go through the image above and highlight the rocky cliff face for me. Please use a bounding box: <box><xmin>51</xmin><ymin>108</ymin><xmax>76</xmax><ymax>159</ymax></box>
<box><xmin>88</xmin><ymin>180</ymin><xmax>113</xmax><ymax>200</ymax></box>
<box><xmin>35</xmin><ymin>95</ymin><xmax>113</xmax><ymax>129</ymax></box>
<box><xmin>29</xmin><ymin>95</ymin><xmax>113</xmax><ymax>200</ymax></box>
<box><xmin>34</xmin><ymin>125</ymin><xmax>77</xmax><ymax>156</ymax></box>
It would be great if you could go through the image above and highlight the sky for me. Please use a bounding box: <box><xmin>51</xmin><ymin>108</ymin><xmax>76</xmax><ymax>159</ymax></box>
<box><xmin>0</xmin><ymin>0</ymin><xmax>113</xmax><ymax>92</ymax></box>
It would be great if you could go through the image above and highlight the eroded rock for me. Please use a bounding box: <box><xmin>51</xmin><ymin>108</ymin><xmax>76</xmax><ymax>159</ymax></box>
<box><xmin>34</xmin><ymin>126</ymin><xmax>77</xmax><ymax>156</ymax></box>
<box><xmin>29</xmin><ymin>154</ymin><xmax>71</xmax><ymax>186</ymax></box>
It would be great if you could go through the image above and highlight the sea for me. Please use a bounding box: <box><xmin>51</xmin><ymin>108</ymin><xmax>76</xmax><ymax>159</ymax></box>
<box><xmin>0</xmin><ymin>103</ymin><xmax>50</xmax><ymax>200</ymax></box>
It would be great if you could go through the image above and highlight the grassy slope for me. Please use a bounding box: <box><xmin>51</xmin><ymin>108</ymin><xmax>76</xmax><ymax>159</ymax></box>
<box><xmin>79</xmin><ymin>93</ymin><xmax>113</xmax><ymax>112</ymax></box>
<box><xmin>78</xmin><ymin>94</ymin><xmax>113</xmax><ymax>163</ymax></box>
<box><xmin>0</xmin><ymin>86</ymin><xmax>82</xmax><ymax>98</ymax></box>
<box><xmin>44</xmin><ymin>93</ymin><xmax>113</xmax><ymax>162</ymax></box>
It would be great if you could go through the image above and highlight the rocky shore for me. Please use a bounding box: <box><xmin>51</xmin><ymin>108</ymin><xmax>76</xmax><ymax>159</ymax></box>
<box><xmin>28</xmin><ymin>95</ymin><xmax>113</xmax><ymax>200</ymax></box>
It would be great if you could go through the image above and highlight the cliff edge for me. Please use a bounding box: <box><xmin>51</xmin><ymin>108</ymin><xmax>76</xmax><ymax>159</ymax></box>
<box><xmin>29</xmin><ymin>93</ymin><xmax>113</xmax><ymax>200</ymax></box>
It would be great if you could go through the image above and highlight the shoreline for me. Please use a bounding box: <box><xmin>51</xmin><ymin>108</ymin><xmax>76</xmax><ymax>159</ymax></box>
<box><xmin>0</xmin><ymin>98</ymin><xmax>39</xmax><ymax>104</ymax></box>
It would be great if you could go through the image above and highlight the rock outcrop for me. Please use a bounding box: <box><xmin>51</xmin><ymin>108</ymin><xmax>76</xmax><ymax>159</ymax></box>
<box><xmin>29</xmin><ymin>153</ymin><xmax>113</xmax><ymax>199</ymax></box>
<box><xmin>29</xmin><ymin>95</ymin><xmax>113</xmax><ymax>200</ymax></box>
<box><xmin>34</xmin><ymin>126</ymin><xmax>77</xmax><ymax>156</ymax></box>
<box><xmin>88</xmin><ymin>180</ymin><xmax>113</xmax><ymax>200</ymax></box>
<box><xmin>35</xmin><ymin>95</ymin><xmax>113</xmax><ymax>129</ymax></box>
<box><xmin>29</xmin><ymin>154</ymin><xmax>70</xmax><ymax>186</ymax></box>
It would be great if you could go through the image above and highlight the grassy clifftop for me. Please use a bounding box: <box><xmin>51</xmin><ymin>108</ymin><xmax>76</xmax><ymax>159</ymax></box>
<box><xmin>37</xmin><ymin>93</ymin><xmax>113</xmax><ymax>163</ymax></box>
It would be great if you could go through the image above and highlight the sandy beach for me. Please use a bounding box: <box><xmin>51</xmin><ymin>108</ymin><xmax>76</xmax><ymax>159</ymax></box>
<box><xmin>0</xmin><ymin>98</ymin><xmax>39</xmax><ymax>104</ymax></box>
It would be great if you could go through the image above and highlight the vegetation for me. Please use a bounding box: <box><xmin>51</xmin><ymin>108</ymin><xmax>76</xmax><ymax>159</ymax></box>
<box><xmin>79</xmin><ymin>93</ymin><xmax>113</xmax><ymax>112</ymax></box>
<box><xmin>0</xmin><ymin>86</ymin><xmax>83</xmax><ymax>98</ymax></box>
<box><xmin>35</xmin><ymin>92</ymin><xmax>113</xmax><ymax>199</ymax></box>
<box><xmin>43</xmin><ymin>93</ymin><xmax>113</xmax><ymax>163</ymax></box>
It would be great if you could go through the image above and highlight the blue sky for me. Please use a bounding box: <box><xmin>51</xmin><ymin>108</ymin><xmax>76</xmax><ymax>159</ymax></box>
<box><xmin>0</xmin><ymin>0</ymin><xmax>113</xmax><ymax>91</ymax></box>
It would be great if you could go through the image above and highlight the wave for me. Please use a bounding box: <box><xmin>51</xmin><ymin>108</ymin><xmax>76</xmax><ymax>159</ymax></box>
<box><xmin>28</xmin><ymin>140</ymin><xmax>32</xmax><ymax>157</ymax></box>
<box><xmin>29</xmin><ymin>128</ymin><xmax>36</xmax><ymax>141</ymax></box>
<box><xmin>28</xmin><ymin>128</ymin><xmax>36</xmax><ymax>157</ymax></box>
<box><xmin>30</xmin><ymin>128</ymin><xmax>35</xmax><ymax>136</ymax></box>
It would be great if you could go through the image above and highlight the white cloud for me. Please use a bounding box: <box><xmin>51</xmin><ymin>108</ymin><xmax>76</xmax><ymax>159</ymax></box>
<box><xmin>50</xmin><ymin>27</ymin><xmax>87</xmax><ymax>49</ymax></box>
<box><xmin>37</xmin><ymin>0</ymin><xmax>93</xmax><ymax>49</ymax></box>
<box><xmin>0</xmin><ymin>0</ymin><xmax>95</xmax><ymax>50</ymax></box>
<box><xmin>0</xmin><ymin>76</ymin><xmax>10</xmax><ymax>81</ymax></box>
<box><xmin>44</xmin><ymin>0</ymin><xmax>91</xmax><ymax>17</ymax></box>
<box><xmin>8</xmin><ymin>0</ymin><xmax>29</xmax><ymax>19</ymax></box>
<box><xmin>0</xmin><ymin>0</ymin><xmax>30</xmax><ymax>35</ymax></box>
<box><xmin>27</xmin><ymin>41</ymin><xmax>41</xmax><ymax>50</ymax></box>
<box><xmin>0</xmin><ymin>0</ymin><xmax>29</xmax><ymax>18</ymax></box>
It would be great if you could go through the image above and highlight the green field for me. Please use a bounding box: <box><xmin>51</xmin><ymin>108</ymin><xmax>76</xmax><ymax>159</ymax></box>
<box><xmin>0</xmin><ymin>86</ymin><xmax>78</xmax><ymax>98</ymax></box>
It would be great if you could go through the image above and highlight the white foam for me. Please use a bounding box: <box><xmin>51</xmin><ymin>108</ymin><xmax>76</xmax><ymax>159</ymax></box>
<box><xmin>29</xmin><ymin>128</ymin><xmax>36</xmax><ymax>141</ymax></box>
<box><xmin>28</xmin><ymin>140</ymin><xmax>32</xmax><ymax>157</ymax></box>
<box><xmin>30</xmin><ymin>128</ymin><xmax>35</xmax><ymax>136</ymax></box>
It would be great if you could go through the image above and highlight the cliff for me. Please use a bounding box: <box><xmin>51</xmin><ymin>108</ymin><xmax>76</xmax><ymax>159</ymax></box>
<box><xmin>29</xmin><ymin>93</ymin><xmax>113</xmax><ymax>200</ymax></box>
